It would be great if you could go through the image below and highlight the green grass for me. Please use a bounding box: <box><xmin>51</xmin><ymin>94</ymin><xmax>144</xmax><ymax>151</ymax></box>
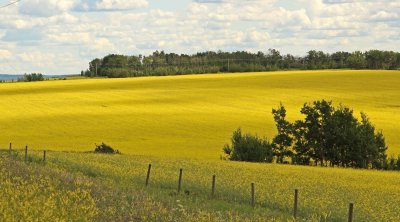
<box><xmin>0</xmin><ymin>70</ymin><xmax>399</xmax><ymax>158</ymax></box>
<box><xmin>2</xmin><ymin>150</ymin><xmax>399</xmax><ymax>221</ymax></box>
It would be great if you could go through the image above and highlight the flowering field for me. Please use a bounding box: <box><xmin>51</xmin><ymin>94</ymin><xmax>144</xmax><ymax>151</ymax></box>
<box><xmin>1</xmin><ymin>70</ymin><xmax>399</xmax><ymax>221</ymax></box>
<box><xmin>2</xmin><ymin>150</ymin><xmax>399</xmax><ymax>221</ymax></box>
<box><xmin>0</xmin><ymin>70</ymin><xmax>399</xmax><ymax>158</ymax></box>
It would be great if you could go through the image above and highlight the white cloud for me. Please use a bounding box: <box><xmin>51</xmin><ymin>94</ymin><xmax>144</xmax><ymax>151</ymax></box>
<box><xmin>370</xmin><ymin>11</ymin><xmax>399</xmax><ymax>22</ymax></box>
<box><xmin>18</xmin><ymin>51</ymin><xmax>53</xmax><ymax>62</ymax></box>
<box><xmin>13</xmin><ymin>50</ymin><xmax>86</xmax><ymax>74</ymax></box>
<box><xmin>19</xmin><ymin>0</ymin><xmax>77</xmax><ymax>17</ymax></box>
<box><xmin>0</xmin><ymin>49</ymin><xmax>12</xmax><ymax>59</ymax></box>
<box><xmin>47</xmin><ymin>32</ymin><xmax>91</xmax><ymax>44</ymax></box>
<box><xmin>93</xmin><ymin>37</ymin><xmax>114</xmax><ymax>49</ymax></box>
<box><xmin>262</xmin><ymin>7</ymin><xmax>311</xmax><ymax>28</ymax></box>
<box><xmin>0</xmin><ymin>0</ymin><xmax>399</xmax><ymax>74</ymax></box>
<box><xmin>95</xmin><ymin>0</ymin><xmax>148</xmax><ymax>10</ymax></box>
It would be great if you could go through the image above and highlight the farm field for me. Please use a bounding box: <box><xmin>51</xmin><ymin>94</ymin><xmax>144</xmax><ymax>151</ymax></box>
<box><xmin>1</xmin><ymin>150</ymin><xmax>400</xmax><ymax>221</ymax></box>
<box><xmin>0</xmin><ymin>70</ymin><xmax>399</xmax><ymax>158</ymax></box>
<box><xmin>1</xmin><ymin>70</ymin><xmax>400</xmax><ymax>221</ymax></box>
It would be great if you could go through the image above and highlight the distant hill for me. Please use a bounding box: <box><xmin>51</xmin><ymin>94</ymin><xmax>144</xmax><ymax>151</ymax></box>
<box><xmin>0</xmin><ymin>74</ymin><xmax>22</xmax><ymax>81</ymax></box>
<box><xmin>0</xmin><ymin>74</ymin><xmax>79</xmax><ymax>81</ymax></box>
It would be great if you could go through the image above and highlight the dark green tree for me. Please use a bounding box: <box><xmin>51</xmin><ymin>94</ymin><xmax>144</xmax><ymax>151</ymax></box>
<box><xmin>299</xmin><ymin>100</ymin><xmax>333</xmax><ymax>166</ymax></box>
<box><xmin>271</xmin><ymin>104</ymin><xmax>293</xmax><ymax>163</ymax></box>
<box><xmin>292</xmin><ymin>120</ymin><xmax>311</xmax><ymax>165</ymax></box>
<box><xmin>325</xmin><ymin>105</ymin><xmax>359</xmax><ymax>167</ymax></box>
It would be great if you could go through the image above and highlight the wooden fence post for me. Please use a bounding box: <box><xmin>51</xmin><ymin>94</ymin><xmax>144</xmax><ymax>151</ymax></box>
<box><xmin>251</xmin><ymin>182</ymin><xmax>255</xmax><ymax>208</ymax></box>
<box><xmin>348</xmin><ymin>203</ymin><xmax>354</xmax><ymax>222</ymax></box>
<box><xmin>24</xmin><ymin>145</ymin><xmax>28</xmax><ymax>161</ymax></box>
<box><xmin>145</xmin><ymin>164</ymin><xmax>151</xmax><ymax>187</ymax></box>
<box><xmin>178</xmin><ymin>168</ymin><xmax>183</xmax><ymax>193</ymax></box>
<box><xmin>211</xmin><ymin>175</ymin><xmax>216</xmax><ymax>198</ymax></box>
<box><xmin>43</xmin><ymin>150</ymin><xmax>46</xmax><ymax>162</ymax></box>
<box><xmin>294</xmin><ymin>189</ymin><xmax>298</xmax><ymax>219</ymax></box>
<box><xmin>8</xmin><ymin>142</ymin><xmax>11</xmax><ymax>155</ymax></box>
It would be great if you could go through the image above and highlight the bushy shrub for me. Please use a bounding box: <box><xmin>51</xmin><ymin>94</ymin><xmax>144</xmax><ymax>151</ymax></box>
<box><xmin>94</xmin><ymin>143</ymin><xmax>120</xmax><ymax>154</ymax></box>
<box><xmin>223</xmin><ymin>128</ymin><xmax>273</xmax><ymax>162</ymax></box>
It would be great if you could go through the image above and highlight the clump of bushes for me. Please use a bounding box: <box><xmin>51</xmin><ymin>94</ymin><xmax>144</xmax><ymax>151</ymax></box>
<box><xmin>94</xmin><ymin>143</ymin><xmax>120</xmax><ymax>154</ymax></box>
<box><xmin>223</xmin><ymin>128</ymin><xmax>273</xmax><ymax>163</ymax></box>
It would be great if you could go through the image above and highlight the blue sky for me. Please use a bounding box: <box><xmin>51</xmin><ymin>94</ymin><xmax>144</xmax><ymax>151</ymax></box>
<box><xmin>0</xmin><ymin>0</ymin><xmax>399</xmax><ymax>74</ymax></box>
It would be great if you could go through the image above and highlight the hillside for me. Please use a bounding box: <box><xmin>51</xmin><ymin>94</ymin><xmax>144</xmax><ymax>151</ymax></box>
<box><xmin>0</xmin><ymin>70</ymin><xmax>399</xmax><ymax>158</ymax></box>
<box><xmin>1</xmin><ymin>150</ymin><xmax>399</xmax><ymax>221</ymax></box>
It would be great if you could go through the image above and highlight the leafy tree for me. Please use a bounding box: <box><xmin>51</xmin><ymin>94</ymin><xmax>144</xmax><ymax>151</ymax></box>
<box><xmin>271</xmin><ymin>104</ymin><xmax>293</xmax><ymax>163</ymax></box>
<box><xmin>299</xmin><ymin>100</ymin><xmax>333</xmax><ymax>166</ymax></box>
<box><xmin>266</xmin><ymin>48</ymin><xmax>282</xmax><ymax>70</ymax></box>
<box><xmin>89</xmin><ymin>58</ymin><xmax>102</xmax><ymax>77</ymax></box>
<box><xmin>356</xmin><ymin>113</ymin><xmax>387</xmax><ymax>168</ymax></box>
<box><xmin>292</xmin><ymin>120</ymin><xmax>311</xmax><ymax>165</ymax></box>
<box><xmin>325</xmin><ymin>105</ymin><xmax>359</xmax><ymax>167</ymax></box>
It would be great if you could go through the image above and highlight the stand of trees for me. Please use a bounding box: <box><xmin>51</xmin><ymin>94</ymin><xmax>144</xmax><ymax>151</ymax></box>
<box><xmin>82</xmin><ymin>49</ymin><xmax>400</xmax><ymax>78</ymax></box>
<box><xmin>18</xmin><ymin>73</ymin><xmax>45</xmax><ymax>82</ymax></box>
<box><xmin>223</xmin><ymin>100</ymin><xmax>400</xmax><ymax>170</ymax></box>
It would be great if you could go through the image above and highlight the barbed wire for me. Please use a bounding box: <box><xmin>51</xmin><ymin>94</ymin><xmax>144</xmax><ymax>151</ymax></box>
<box><xmin>0</xmin><ymin>0</ymin><xmax>22</xmax><ymax>9</ymax></box>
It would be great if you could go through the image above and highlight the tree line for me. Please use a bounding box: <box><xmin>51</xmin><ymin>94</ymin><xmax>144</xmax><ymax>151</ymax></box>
<box><xmin>223</xmin><ymin>100</ymin><xmax>400</xmax><ymax>171</ymax></box>
<box><xmin>18</xmin><ymin>73</ymin><xmax>45</xmax><ymax>82</ymax></box>
<box><xmin>82</xmin><ymin>49</ymin><xmax>400</xmax><ymax>78</ymax></box>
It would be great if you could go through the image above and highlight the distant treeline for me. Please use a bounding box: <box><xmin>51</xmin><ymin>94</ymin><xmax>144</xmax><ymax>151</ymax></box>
<box><xmin>18</xmin><ymin>73</ymin><xmax>45</xmax><ymax>82</ymax></box>
<box><xmin>0</xmin><ymin>73</ymin><xmax>45</xmax><ymax>83</ymax></box>
<box><xmin>82</xmin><ymin>49</ymin><xmax>400</xmax><ymax>78</ymax></box>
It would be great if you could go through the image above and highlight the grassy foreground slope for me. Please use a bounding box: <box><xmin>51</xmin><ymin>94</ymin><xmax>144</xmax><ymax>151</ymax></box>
<box><xmin>2</xmin><ymin>150</ymin><xmax>400</xmax><ymax>221</ymax></box>
<box><xmin>0</xmin><ymin>70</ymin><xmax>399</xmax><ymax>158</ymax></box>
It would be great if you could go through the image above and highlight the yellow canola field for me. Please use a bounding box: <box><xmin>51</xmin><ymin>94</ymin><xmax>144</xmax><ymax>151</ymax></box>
<box><xmin>0</xmin><ymin>70</ymin><xmax>399</xmax><ymax>158</ymax></box>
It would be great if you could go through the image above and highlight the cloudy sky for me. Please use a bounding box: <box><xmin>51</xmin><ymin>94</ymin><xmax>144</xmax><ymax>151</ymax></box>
<box><xmin>0</xmin><ymin>0</ymin><xmax>399</xmax><ymax>74</ymax></box>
